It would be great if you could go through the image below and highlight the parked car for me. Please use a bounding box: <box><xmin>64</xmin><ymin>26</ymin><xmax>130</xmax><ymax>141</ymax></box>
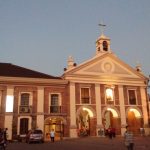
<box><xmin>26</xmin><ymin>129</ymin><xmax>44</xmax><ymax>144</ymax></box>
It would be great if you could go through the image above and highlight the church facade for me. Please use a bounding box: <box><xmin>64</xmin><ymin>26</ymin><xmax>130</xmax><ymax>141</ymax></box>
<box><xmin>0</xmin><ymin>33</ymin><xmax>149</xmax><ymax>141</ymax></box>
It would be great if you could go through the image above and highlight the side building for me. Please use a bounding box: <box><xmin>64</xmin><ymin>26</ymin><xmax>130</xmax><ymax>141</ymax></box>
<box><xmin>0</xmin><ymin>63</ymin><xmax>69</xmax><ymax>141</ymax></box>
<box><xmin>0</xmin><ymin>32</ymin><xmax>149</xmax><ymax>141</ymax></box>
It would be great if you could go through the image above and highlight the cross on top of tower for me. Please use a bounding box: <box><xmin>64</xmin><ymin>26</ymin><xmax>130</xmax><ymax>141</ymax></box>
<box><xmin>98</xmin><ymin>22</ymin><xmax>106</xmax><ymax>35</ymax></box>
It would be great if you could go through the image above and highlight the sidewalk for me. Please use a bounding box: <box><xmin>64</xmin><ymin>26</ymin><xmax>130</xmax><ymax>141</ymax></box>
<box><xmin>8</xmin><ymin>135</ymin><xmax>150</xmax><ymax>150</ymax></box>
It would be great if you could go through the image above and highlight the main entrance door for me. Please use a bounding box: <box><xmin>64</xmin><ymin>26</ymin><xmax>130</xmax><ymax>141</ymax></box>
<box><xmin>44</xmin><ymin>117</ymin><xmax>64</xmax><ymax>141</ymax></box>
<box><xmin>127</xmin><ymin>111</ymin><xmax>142</xmax><ymax>134</ymax></box>
<box><xmin>104</xmin><ymin>111</ymin><xmax>113</xmax><ymax>129</ymax></box>
<box><xmin>103</xmin><ymin>109</ymin><xmax>121</xmax><ymax>135</ymax></box>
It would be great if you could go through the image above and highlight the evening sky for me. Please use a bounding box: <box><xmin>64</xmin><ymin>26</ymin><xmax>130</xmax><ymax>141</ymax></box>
<box><xmin>0</xmin><ymin>0</ymin><xmax>149</xmax><ymax>80</ymax></box>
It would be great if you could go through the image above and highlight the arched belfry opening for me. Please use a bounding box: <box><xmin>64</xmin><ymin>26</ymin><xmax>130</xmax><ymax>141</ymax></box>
<box><xmin>103</xmin><ymin>41</ymin><xmax>108</xmax><ymax>51</ymax></box>
<box><xmin>95</xmin><ymin>34</ymin><xmax>111</xmax><ymax>55</ymax></box>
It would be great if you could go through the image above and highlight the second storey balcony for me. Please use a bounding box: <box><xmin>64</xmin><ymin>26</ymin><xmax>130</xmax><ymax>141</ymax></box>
<box><xmin>50</xmin><ymin>106</ymin><xmax>61</xmax><ymax>113</ymax></box>
<box><xmin>19</xmin><ymin>105</ymin><xmax>32</xmax><ymax>113</ymax></box>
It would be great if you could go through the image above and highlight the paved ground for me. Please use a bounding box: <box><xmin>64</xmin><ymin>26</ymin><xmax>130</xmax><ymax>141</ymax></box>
<box><xmin>7</xmin><ymin>136</ymin><xmax>150</xmax><ymax>150</ymax></box>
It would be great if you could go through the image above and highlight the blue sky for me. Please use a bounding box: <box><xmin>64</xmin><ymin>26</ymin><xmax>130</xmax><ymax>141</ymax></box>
<box><xmin>0</xmin><ymin>0</ymin><xmax>150</xmax><ymax>79</ymax></box>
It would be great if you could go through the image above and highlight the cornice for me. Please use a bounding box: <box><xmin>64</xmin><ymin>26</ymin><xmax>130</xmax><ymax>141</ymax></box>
<box><xmin>0</xmin><ymin>76</ymin><xmax>68</xmax><ymax>86</ymax></box>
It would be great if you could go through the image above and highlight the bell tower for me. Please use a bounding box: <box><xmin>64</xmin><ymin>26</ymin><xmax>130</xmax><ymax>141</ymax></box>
<box><xmin>96</xmin><ymin>24</ymin><xmax>111</xmax><ymax>55</ymax></box>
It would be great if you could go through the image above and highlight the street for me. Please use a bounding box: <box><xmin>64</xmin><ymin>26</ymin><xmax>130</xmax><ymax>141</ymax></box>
<box><xmin>7</xmin><ymin>136</ymin><xmax>150</xmax><ymax>150</ymax></box>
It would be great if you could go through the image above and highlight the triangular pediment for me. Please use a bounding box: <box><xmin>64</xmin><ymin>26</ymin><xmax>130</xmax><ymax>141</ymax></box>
<box><xmin>64</xmin><ymin>53</ymin><xmax>146</xmax><ymax>80</ymax></box>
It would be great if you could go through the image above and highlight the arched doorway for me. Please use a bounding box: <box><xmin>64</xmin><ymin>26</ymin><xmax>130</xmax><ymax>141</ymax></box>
<box><xmin>104</xmin><ymin>111</ymin><xmax>113</xmax><ymax>129</ymax></box>
<box><xmin>76</xmin><ymin>107</ymin><xmax>95</xmax><ymax>137</ymax></box>
<box><xmin>44</xmin><ymin>117</ymin><xmax>66</xmax><ymax>141</ymax></box>
<box><xmin>102</xmin><ymin>107</ymin><xmax>121</xmax><ymax>135</ymax></box>
<box><xmin>127</xmin><ymin>108</ymin><xmax>142</xmax><ymax>134</ymax></box>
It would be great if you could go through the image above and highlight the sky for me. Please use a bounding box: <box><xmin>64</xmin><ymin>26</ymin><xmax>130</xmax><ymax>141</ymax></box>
<box><xmin>0</xmin><ymin>0</ymin><xmax>150</xmax><ymax>79</ymax></box>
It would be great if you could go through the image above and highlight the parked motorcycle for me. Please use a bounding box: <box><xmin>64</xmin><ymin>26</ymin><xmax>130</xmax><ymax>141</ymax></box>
<box><xmin>0</xmin><ymin>128</ymin><xmax>7</xmax><ymax>150</ymax></box>
<box><xmin>0</xmin><ymin>138</ymin><xmax>7</xmax><ymax>150</ymax></box>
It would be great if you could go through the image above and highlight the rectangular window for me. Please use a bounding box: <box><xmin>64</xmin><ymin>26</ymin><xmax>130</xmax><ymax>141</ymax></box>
<box><xmin>20</xmin><ymin>93</ymin><xmax>30</xmax><ymax>113</ymax></box>
<box><xmin>128</xmin><ymin>90</ymin><xmax>136</xmax><ymax>105</ymax></box>
<box><xmin>51</xmin><ymin>94</ymin><xmax>59</xmax><ymax>106</ymax></box>
<box><xmin>50</xmin><ymin>94</ymin><xmax>60</xmax><ymax>113</ymax></box>
<box><xmin>6</xmin><ymin>95</ymin><xmax>14</xmax><ymax>112</ymax></box>
<box><xmin>81</xmin><ymin>88</ymin><xmax>90</xmax><ymax>104</ymax></box>
<box><xmin>20</xmin><ymin>118</ymin><xmax>29</xmax><ymax>134</ymax></box>
<box><xmin>106</xmin><ymin>88</ymin><xmax>114</xmax><ymax>101</ymax></box>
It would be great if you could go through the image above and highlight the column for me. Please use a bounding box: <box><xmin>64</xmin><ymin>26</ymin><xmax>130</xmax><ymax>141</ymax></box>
<box><xmin>118</xmin><ymin>85</ymin><xmax>127</xmax><ymax>136</ymax></box>
<box><xmin>140</xmin><ymin>87</ymin><xmax>149</xmax><ymax>135</ymax></box>
<box><xmin>69</xmin><ymin>82</ymin><xmax>77</xmax><ymax>137</ymax></box>
<box><xmin>37</xmin><ymin>87</ymin><xmax>44</xmax><ymax>130</ymax></box>
<box><xmin>4</xmin><ymin>86</ymin><xmax>14</xmax><ymax>140</ymax></box>
<box><xmin>95</xmin><ymin>84</ymin><xmax>103</xmax><ymax>136</ymax></box>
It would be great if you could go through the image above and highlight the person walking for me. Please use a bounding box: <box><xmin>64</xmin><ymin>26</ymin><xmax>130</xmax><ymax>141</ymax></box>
<box><xmin>124</xmin><ymin>126</ymin><xmax>134</xmax><ymax>150</ymax></box>
<box><xmin>50</xmin><ymin>129</ymin><xmax>55</xmax><ymax>142</ymax></box>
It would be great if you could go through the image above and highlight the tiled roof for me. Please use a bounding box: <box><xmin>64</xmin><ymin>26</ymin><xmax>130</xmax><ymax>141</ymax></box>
<box><xmin>0</xmin><ymin>63</ymin><xmax>60</xmax><ymax>79</ymax></box>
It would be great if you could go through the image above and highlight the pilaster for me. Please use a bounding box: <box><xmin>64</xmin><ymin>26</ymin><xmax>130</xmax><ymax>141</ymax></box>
<box><xmin>95</xmin><ymin>84</ymin><xmax>103</xmax><ymax>136</ymax></box>
<box><xmin>140</xmin><ymin>87</ymin><xmax>149</xmax><ymax>123</ymax></box>
<box><xmin>69</xmin><ymin>82</ymin><xmax>77</xmax><ymax>137</ymax></box>
<box><xmin>37</xmin><ymin>86</ymin><xmax>44</xmax><ymax>130</ymax></box>
<box><xmin>118</xmin><ymin>85</ymin><xmax>127</xmax><ymax>136</ymax></box>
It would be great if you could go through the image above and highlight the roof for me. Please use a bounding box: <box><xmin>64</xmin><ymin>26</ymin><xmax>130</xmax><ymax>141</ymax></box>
<box><xmin>62</xmin><ymin>52</ymin><xmax>148</xmax><ymax>85</ymax></box>
<box><xmin>0</xmin><ymin>63</ymin><xmax>60</xmax><ymax>79</ymax></box>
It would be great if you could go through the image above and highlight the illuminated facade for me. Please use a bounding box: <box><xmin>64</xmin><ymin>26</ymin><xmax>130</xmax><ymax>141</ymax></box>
<box><xmin>0</xmin><ymin>33</ymin><xmax>149</xmax><ymax>141</ymax></box>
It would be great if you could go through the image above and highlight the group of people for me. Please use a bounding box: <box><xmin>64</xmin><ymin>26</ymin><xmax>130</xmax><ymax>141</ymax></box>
<box><xmin>105</xmin><ymin>126</ymin><xmax>116</xmax><ymax>139</ymax></box>
<box><xmin>0</xmin><ymin>128</ymin><xmax>8</xmax><ymax>141</ymax></box>
<box><xmin>0</xmin><ymin>126</ymin><xmax>135</xmax><ymax>150</ymax></box>
<box><xmin>0</xmin><ymin>128</ymin><xmax>8</xmax><ymax>149</ymax></box>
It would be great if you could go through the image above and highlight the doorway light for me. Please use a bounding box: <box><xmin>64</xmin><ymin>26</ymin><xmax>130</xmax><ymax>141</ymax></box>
<box><xmin>129</xmin><ymin>108</ymin><xmax>141</xmax><ymax>118</ymax></box>
<box><xmin>107</xmin><ymin>108</ymin><xmax>118</xmax><ymax>118</ymax></box>
<box><xmin>83</xmin><ymin>107</ymin><xmax>94</xmax><ymax>117</ymax></box>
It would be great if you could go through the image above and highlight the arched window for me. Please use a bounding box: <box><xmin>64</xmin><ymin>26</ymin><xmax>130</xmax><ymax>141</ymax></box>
<box><xmin>103</xmin><ymin>41</ymin><xmax>108</xmax><ymax>51</ymax></box>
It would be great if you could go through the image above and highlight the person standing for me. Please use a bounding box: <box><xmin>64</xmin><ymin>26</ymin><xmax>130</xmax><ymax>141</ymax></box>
<box><xmin>3</xmin><ymin>128</ymin><xmax>8</xmax><ymax>142</ymax></box>
<box><xmin>108</xmin><ymin>126</ymin><xmax>112</xmax><ymax>139</ymax></box>
<box><xmin>50</xmin><ymin>129</ymin><xmax>55</xmax><ymax>142</ymax></box>
<box><xmin>124</xmin><ymin>126</ymin><xmax>134</xmax><ymax>150</ymax></box>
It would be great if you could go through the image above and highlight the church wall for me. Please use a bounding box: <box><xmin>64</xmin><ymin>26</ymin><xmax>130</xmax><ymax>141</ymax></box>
<box><xmin>91</xmin><ymin>84</ymin><xmax>96</xmax><ymax>104</ymax></box>
<box><xmin>75</xmin><ymin>83</ymin><xmax>80</xmax><ymax>104</ymax></box>
<box><xmin>100</xmin><ymin>84</ymin><xmax>105</xmax><ymax>104</ymax></box>
<box><xmin>137</xmin><ymin>87</ymin><xmax>142</xmax><ymax>105</ymax></box>
<box><xmin>114</xmin><ymin>85</ymin><xmax>119</xmax><ymax>105</ymax></box>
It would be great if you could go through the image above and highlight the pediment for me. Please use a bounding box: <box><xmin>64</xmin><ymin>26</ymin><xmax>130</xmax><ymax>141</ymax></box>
<box><xmin>65</xmin><ymin>54</ymin><xmax>144</xmax><ymax>79</ymax></box>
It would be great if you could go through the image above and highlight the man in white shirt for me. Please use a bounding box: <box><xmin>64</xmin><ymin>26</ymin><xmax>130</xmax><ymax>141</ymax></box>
<box><xmin>50</xmin><ymin>129</ymin><xmax>55</xmax><ymax>142</ymax></box>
